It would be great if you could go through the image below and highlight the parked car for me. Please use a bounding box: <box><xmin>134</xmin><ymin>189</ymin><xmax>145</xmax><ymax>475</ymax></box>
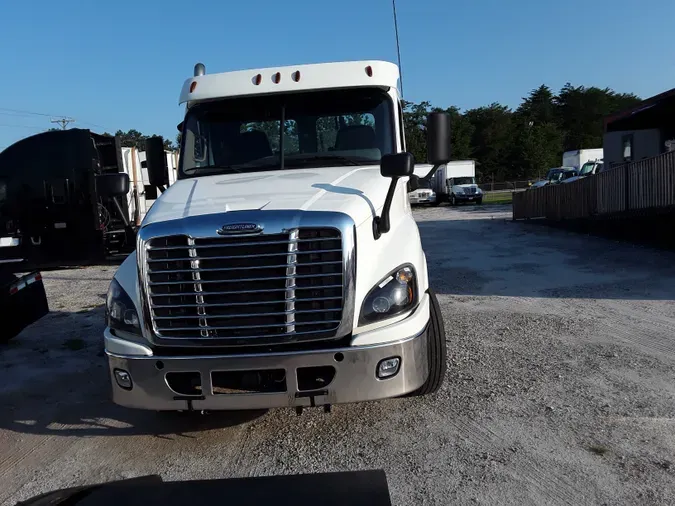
<box><xmin>562</xmin><ymin>160</ymin><xmax>604</xmax><ymax>184</ymax></box>
<box><xmin>530</xmin><ymin>167</ymin><xmax>578</xmax><ymax>189</ymax></box>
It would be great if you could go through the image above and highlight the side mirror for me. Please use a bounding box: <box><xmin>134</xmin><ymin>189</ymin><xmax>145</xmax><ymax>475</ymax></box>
<box><xmin>426</xmin><ymin>112</ymin><xmax>451</xmax><ymax>165</ymax></box>
<box><xmin>380</xmin><ymin>152</ymin><xmax>415</xmax><ymax>178</ymax></box>
<box><xmin>375</xmin><ymin>152</ymin><xmax>415</xmax><ymax>239</ymax></box>
<box><xmin>96</xmin><ymin>173</ymin><xmax>129</xmax><ymax>198</ymax></box>
<box><xmin>145</xmin><ymin>136</ymin><xmax>168</xmax><ymax>188</ymax></box>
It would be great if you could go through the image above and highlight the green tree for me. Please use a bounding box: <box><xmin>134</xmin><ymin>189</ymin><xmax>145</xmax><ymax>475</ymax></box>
<box><xmin>555</xmin><ymin>84</ymin><xmax>640</xmax><ymax>151</ymax></box>
<box><xmin>402</xmin><ymin>100</ymin><xmax>430</xmax><ymax>163</ymax></box>
<box><xmin>465</xmin><ymin>103</ymin><xmax>515</xmax><ymax>181</ymax></box>
<box><xmin>114</xmin><ymin>129</ymin><xmax>176</xmax><ymax>151</ymax></box>
<box><xmin>511</xmin><ymin>120</ymin><xmax>563</xmax><ymax>179</ymax></box>
<box><xmin>443</xmin><ymin>106</ymin><xmax>474</xmax><ymax>160</ymax></box>
<box><xmin>517</xmin><ymin>85</ymin><xmax>557</xmax><ymax>125</ymax></box>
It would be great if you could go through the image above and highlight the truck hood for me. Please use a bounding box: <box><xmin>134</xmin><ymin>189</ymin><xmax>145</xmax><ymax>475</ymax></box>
<box><xmin>142</xmin><ymin>166</ymin><xmax>390</xmax><ymax>227</ymax></box>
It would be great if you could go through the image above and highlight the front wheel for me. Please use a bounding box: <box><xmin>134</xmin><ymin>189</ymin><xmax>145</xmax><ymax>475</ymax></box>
<box><xmin>449</xmin><ymin>194</ymin><xmax>457</xmax><ymax>206</ymax></box>
<box><xmin>408</xmin><ymin>289</ymin><xmax>447</xmax><ymax>396</ymax></box>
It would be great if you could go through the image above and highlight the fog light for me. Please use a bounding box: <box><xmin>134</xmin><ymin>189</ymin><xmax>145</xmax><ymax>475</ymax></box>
<box><xmin>377</xmin><ymin>357</ymin><xmax>401</xmax><ymax>379</ymax></box>
<box><xmin>114</xmin><ymin>369</ymin><xmax>132</xmax><ymax>390</ymax></box>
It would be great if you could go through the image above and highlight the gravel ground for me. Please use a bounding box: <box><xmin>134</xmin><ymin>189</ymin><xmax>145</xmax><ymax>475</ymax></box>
<box><xmin>2</xmin><ymin>205</ymin><xmax>675</xmax><ymax>505</ymax></box>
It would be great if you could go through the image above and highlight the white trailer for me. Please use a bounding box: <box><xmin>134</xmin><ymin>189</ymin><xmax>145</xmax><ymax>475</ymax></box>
<box><xmin>430</xmin><ymin>160</ymin><xmax>482</xmax><ymax>205</ymax></box>
<box><xmin>120</xmin><ymin>147</ymin><xmax>178</xmax><ymax>226</ymax></box>
<box><xmin>562</xmin><ymin>149</ymin><xmax>603</xmax><ymax>170</ymax></box>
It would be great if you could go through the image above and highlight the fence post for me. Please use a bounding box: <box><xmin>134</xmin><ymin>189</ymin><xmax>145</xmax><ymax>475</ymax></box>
<box><xmin>625</xmin><ymin>163</ymin><xmax>630</xmax><ymax>212</ymax></box>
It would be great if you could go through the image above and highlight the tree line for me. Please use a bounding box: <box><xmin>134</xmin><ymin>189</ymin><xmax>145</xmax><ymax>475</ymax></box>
<box><xmin>404</xmin><ymin>84</ymin><xmax>641</xmax><ymax>182</ymax></box>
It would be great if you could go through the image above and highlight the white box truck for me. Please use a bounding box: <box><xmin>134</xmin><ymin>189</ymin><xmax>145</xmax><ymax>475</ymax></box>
<box><xmin>407</xmin><ymin>164</ymin><xmax>437</xmax><ymax>205</ymax></box>
<box><xmin>562</xmin><ymin>149</ymin><xmax>603</xmax><ymax>170</ymax></box>
<box><xmin>430</xmin><ymin>160</ymin><xmax>482</xmax><ymax>205</ymax></box>
<box><xmin>104</xmin><ymin>60</ymin><xmax>450</xmax><ymax>412</ymax></box>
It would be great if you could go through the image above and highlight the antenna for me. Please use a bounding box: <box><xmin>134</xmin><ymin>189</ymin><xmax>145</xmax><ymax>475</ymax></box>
<box><xmin>392</xmin><ymin>0</ymin><xmax>404</xmax><ymax>97</ymax></box>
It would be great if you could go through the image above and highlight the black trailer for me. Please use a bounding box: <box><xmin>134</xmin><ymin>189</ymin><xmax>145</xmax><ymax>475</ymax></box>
<box><xmin>0</xmin><ymin>129</ymin><xmax>136</xmax><ymax>272</ymax></box>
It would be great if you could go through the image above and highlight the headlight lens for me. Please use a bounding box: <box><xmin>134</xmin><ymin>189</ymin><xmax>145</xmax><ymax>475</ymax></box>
<box><xmin>359</xmin><ymin>265</ymin><xmax>416</xmax><ymax>325</ymax></box>
<box><xmin>106</xmin><ymin>279</ymin><xmax>141</xmax><ymax>334</ymax></box>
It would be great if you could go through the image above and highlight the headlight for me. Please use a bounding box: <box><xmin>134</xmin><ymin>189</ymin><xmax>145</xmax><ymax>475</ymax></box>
<box><xmin>359</xmin><ymin>265</ymin><xmax>416</xmax><ymax>325</ymax></box>
<box><xmin>106</xmin><ymin>278</ymin><xmax>141</xmax><ymax>334</ymax></box>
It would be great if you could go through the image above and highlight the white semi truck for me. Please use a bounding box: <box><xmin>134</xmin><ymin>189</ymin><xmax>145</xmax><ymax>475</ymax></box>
<box><xmin>104</xmin><ymin>60</ymin><xmax>450</xmax><ymax>412</ymax></box>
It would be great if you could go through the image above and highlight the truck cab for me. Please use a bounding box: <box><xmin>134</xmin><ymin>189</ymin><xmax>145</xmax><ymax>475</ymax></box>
<box><xmin>104</xmin><ymin>61</ymin><xmax>449</xmax><ymax>411</ymax></box>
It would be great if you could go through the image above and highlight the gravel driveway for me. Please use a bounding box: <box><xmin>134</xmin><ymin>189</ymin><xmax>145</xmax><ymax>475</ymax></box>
<box><xmin>2</xmin><ymin>205</ymin><xmax>675</xmax><ymax>505</ymax></box>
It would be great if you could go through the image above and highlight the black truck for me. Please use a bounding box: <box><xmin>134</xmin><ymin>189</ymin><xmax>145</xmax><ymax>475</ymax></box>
<box><xmin>0</xmin><ymin>129</ymin><xmax>168</xmax><ymax>340</ymax></box>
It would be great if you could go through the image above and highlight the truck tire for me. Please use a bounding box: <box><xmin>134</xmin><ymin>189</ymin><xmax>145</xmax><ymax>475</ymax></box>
<box><xmin>449</xmin><ymin>194</ymin><xmax>457</xmax><ymax>206</ymax></box>
<box><xmin>408</xmin><ymin>289</ymin><xmax>447</xmax><ymax>397</ymax></box>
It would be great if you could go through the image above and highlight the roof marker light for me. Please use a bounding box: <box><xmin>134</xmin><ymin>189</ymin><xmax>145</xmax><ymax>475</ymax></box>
<box><xmin>292</xmin><ymin>71</ymin><xmax>301</xmax><ymax>82</ymax></box>
<box><xmin>273</xmin><ymin>72</ymin><xmax>281</xmax><ymax>84</ymax></box>
<box><xmin>365</xmin><ymin>65</ymin><xmax>373</xmax><ymax>77</ymax></box>
<box><xmin>189</xmin><ymin>81</ymin><xmax>197</xmax><ymax>93</ymax></box>
<box><xmin>253</xmin><ymin>74</ymin><xmax>262</xmax><ymax>85</ymax></box>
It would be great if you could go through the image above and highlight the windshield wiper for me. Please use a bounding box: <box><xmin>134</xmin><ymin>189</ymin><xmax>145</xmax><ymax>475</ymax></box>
<box><xmin>185</xmin><ymin>159</ymin><xmax>281</xmax><ymax>175</ymax></box>
<box><xmin>285</xmin><ymin>154</ymin><xmax>373</xmax><ymax>167</ymax></box>
<box><xmin>184</xmin><ymin>165</ymin><xmax>244</xmax><ymax>174</ymax></box>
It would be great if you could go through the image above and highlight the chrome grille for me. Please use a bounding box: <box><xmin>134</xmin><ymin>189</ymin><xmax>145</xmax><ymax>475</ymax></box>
<box><xmin>145</xmin><ymin>228</ymin><xmax>344</xmax><ymax>344</ymax></box>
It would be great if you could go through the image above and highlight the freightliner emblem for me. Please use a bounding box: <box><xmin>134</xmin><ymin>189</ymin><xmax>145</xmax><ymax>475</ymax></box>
<box><xmin>217</xmin><ymin>223</ymin><xmax>264</xmax><ymax>235</ymax></box>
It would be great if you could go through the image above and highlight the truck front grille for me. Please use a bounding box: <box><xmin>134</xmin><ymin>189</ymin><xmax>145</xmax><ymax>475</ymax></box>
<box><xmin>144</xmin><ymin>228</ymin><xmax>344</xmax><ymax>344</ymax></box>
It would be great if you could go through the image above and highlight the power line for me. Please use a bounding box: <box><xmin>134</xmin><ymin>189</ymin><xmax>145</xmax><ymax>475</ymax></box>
<box><xmin>0</xmin><ymin>107</ymin><xmax>111</xmax><ymax>132</ymax></box>
<box><xmin>0</xmin><ymin>123</ymin><xmax>47</xmax><ymax>129</ymax></box>
<box><xmin>0</xmin><ymin>107</ymin><xmax>63</xmax><ymax>118</ymax></box>
<box><xmin>392</xmin><ymin>0</ymin><xmax>404</xmax><ymax>97</ymax></box>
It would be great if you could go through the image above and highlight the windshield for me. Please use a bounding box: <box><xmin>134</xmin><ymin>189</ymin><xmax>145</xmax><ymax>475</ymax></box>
<box><xmin>579</xmin><ymin>162</ymin><xmax>595</xmax><ymax>176</ymax></box>
<box><xmin>454</xmin><ymin>177</ymin><xmax>475</xmax><ymax>185</ymax></box>
<box><xmin>179</xmin><ymin>88</ymin><xmax>395</xmax><ymax>178</ymax></box>
<box><xmin>546</xmin><ymin>169</ymin><xmax>563</xmax><ymax>181</ymax></box>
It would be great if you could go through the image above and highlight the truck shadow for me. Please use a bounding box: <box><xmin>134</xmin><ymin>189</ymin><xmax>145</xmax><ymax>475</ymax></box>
<box><xmin>1</xmin><ymin>308</ymin><xmax>267</xmax><ymax>437</ymax></box>
<box><xmin>1</xmin><ymin>381</ymin><xmax>267</xmax><ymax>437</ymax></box>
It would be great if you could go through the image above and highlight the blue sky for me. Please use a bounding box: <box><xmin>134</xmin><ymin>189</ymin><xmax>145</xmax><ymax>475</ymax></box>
<box><xmin>1</xmin><ymin>0</ymin><xmax>673</xmax><ymax>150</ymax></box>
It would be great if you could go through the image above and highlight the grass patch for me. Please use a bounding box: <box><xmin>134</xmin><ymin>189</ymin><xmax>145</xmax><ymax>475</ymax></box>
<box><xmin>62</xmin><ymin>338</ymin><xmax>86</xmax><ymax>351</ymax></box>
<box><xmin>482</xmin><ymin>192</ymin><xmax>513</xmax><ymax>205</ymax></box>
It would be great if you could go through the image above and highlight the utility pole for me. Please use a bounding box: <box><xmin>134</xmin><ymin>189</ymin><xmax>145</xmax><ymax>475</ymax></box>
<box><xmin>50</xmin><ymin>117</ymin><xmax>75</xmax><ymax>130</ymax></box>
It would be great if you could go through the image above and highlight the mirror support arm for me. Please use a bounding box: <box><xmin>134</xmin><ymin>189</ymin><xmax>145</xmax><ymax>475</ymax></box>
<box><xmin>111</xmin><ymin>197</ymin><xmax>130</xmax><ymax>228</ymax></box>
<box><xmin>421</xmin><ymin>163</ymin><xmax>442</xmax><ymax>184</ymax></box>
<box><xmin>373</xmin><ymin>177</ymin><xmax>400</xmax><ymax>240</ymax></box>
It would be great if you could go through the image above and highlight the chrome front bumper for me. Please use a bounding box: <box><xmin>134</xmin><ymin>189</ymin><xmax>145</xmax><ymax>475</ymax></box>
<box><xmin>107</xmin><ymin>328</ymin><xmax>428</xmax><ymax>411</ymax></box>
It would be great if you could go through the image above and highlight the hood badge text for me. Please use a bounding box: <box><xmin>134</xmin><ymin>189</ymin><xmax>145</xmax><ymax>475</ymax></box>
<box><xmin>217</xmin><ymin>223</ymin><xmax>264</xmax><ymax>235</ymax></box>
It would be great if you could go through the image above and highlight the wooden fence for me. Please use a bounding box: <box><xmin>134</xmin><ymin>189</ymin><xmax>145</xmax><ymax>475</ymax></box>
<box><xmin>513</xmin><ymin>151</ymin><xmax>675</xmax><ymax>220</ymax></box>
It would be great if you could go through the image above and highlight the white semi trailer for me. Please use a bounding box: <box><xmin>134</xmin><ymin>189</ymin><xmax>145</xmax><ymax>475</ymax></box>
<box><xmin>104</xmin><ymin>60</ymin><xmax>451</xmax><ymax>412</ymax></box>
